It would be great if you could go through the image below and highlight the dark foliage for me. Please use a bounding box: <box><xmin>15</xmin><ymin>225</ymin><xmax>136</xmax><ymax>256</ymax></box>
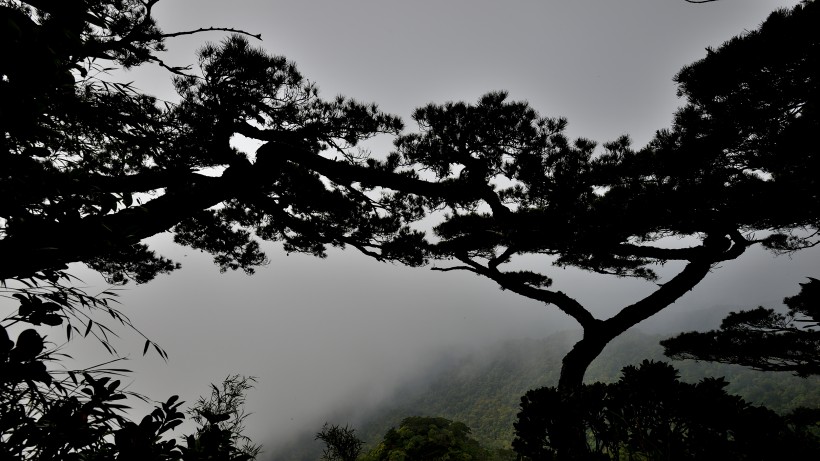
<box><xmin>1</xmin><ymin>270</ymin><xmax>261</xmax><ymax>459</ymax></box>
<box><xmin>663</xmin><ymin>278</ymin><xmax>820</xmax><ymax>376</ymax></box>
<box><xmin>315</xmin><ymin>423</ymin><xmax>364</xmax><ymax>461</ymax></box>
<box><xmin>513</xmin><ymin>360</ymin><xmax>820</xmax><ymax>460</ymax></box>
<box><xmin>184</xmin><ymin>375</ymin><xmax>262</xmax><ymax>461</ymax></box>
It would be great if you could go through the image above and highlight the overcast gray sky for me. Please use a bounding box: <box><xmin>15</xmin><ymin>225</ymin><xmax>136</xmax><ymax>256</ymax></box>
<box><xmin>58</xmin><ymin>0</ymin><xmax>818</xmax><ymax>455</ymax></box>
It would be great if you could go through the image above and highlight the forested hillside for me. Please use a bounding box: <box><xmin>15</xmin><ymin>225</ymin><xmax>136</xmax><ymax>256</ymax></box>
<box><xmin>273</xmin><ymin>328</ymin><xmax>820</xmax><ymax>460</ymax></box>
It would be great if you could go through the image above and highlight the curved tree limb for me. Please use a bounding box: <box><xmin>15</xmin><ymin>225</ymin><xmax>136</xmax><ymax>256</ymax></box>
<box><xmin>454</xmin><ymin>255</ymin><xmax>598</xmax><ymax>329</ymax></box>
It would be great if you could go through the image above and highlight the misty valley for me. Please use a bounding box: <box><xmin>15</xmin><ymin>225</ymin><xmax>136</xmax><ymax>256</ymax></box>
<box><xmin>275</xmin><ymin>327</ymin><xmax>820</xmax><ymax>460</ymax></box>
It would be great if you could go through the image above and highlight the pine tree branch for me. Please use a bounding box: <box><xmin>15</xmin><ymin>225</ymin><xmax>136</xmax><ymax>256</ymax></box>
<box><xmin>454</xmin><ymin>254</ymin><xmax>598</xmax><ymax>328</ymax></box>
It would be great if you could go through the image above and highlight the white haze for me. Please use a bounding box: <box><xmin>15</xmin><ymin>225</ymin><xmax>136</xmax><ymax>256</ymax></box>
<box><xmin>46</xmin><ymin>0</ymin><xmax>818</xmax><ymax>456</ymax></box>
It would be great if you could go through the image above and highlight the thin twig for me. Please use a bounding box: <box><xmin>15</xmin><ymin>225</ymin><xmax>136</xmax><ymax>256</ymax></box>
<box><xmin>161</xmin><ymin>27</ymin><xmax>262</xmax><ymax>41</ymax></box>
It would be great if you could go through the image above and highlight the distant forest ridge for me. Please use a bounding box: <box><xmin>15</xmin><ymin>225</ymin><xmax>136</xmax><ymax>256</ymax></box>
<box><xmin>272</xmin><ymin>327</ymin><xmax>820</xmax><ymax>460</ymax></box>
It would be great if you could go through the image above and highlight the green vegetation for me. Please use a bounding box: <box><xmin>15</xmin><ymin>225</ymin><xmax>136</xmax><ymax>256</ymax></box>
<box><xmin>361</xmin><ymin>416</ymin><xmax>514</xmax><ymax>461</ymax></box>
<box><xmin>358</xmin><ymin>330</ymin><xmax>820</xmax><ymax>451</ymax></box>
<box><xmin>272</xmin><ymin>329</ymin><xmax>818</xmax><ymax>460</ymax></box>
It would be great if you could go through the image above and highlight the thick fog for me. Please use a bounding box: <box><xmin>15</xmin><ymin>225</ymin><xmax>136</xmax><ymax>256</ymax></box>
<box><xmin>50</xmin><ymin>0</ymin><xmax>817</xmax><ymax>456</ymax></box>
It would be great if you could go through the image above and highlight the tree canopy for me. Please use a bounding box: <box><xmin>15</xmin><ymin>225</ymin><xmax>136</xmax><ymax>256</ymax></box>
<box><xmin>662</xmin><ymin>277</ymin><xmax>820</xmax><ymax>377</ymax></box>
<box><xmin>5</xmin><ymin>0</ymin><xmax>814</xmax><ymax>290</ymax></box>
<box><xmin>1</xmin><ymin>0</ymin><xmax>411</xmax><ymax>283</ymax></box>
<box><xmin>361</xmin><ymin>416</ymin><xmax>504</xmax><ymax>461</ymax></box>
<box><xmin>3</xmin><ymin>0</ymin><xmax>817</xmax><ymax>320</ymax></box>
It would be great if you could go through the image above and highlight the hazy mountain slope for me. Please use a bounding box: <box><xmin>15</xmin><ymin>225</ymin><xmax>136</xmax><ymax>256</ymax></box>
<box><xmin>269</xmin><ymin>328</ymin><xmax>820</xmax><ymax>460</ymax></box>
<box><xmin>358</xmin><ymin>329</ymin><xmax>820</xmax><ymax>450</ymax></box>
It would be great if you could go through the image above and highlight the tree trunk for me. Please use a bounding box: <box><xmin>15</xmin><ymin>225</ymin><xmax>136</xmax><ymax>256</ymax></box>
<box><xmin>552</xmin><ymin>325</ymin><xmax>616</xmax><ymax>460</ymax></box>
<box><xmin>558</xmin><ymin>327</ymin><xmax>614</xmax><ymax>393</ymax></box>
<box><xmin>550</xmin><ymin>258</ymin><xmax>729</xmax><ymax>459</ymax></box>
